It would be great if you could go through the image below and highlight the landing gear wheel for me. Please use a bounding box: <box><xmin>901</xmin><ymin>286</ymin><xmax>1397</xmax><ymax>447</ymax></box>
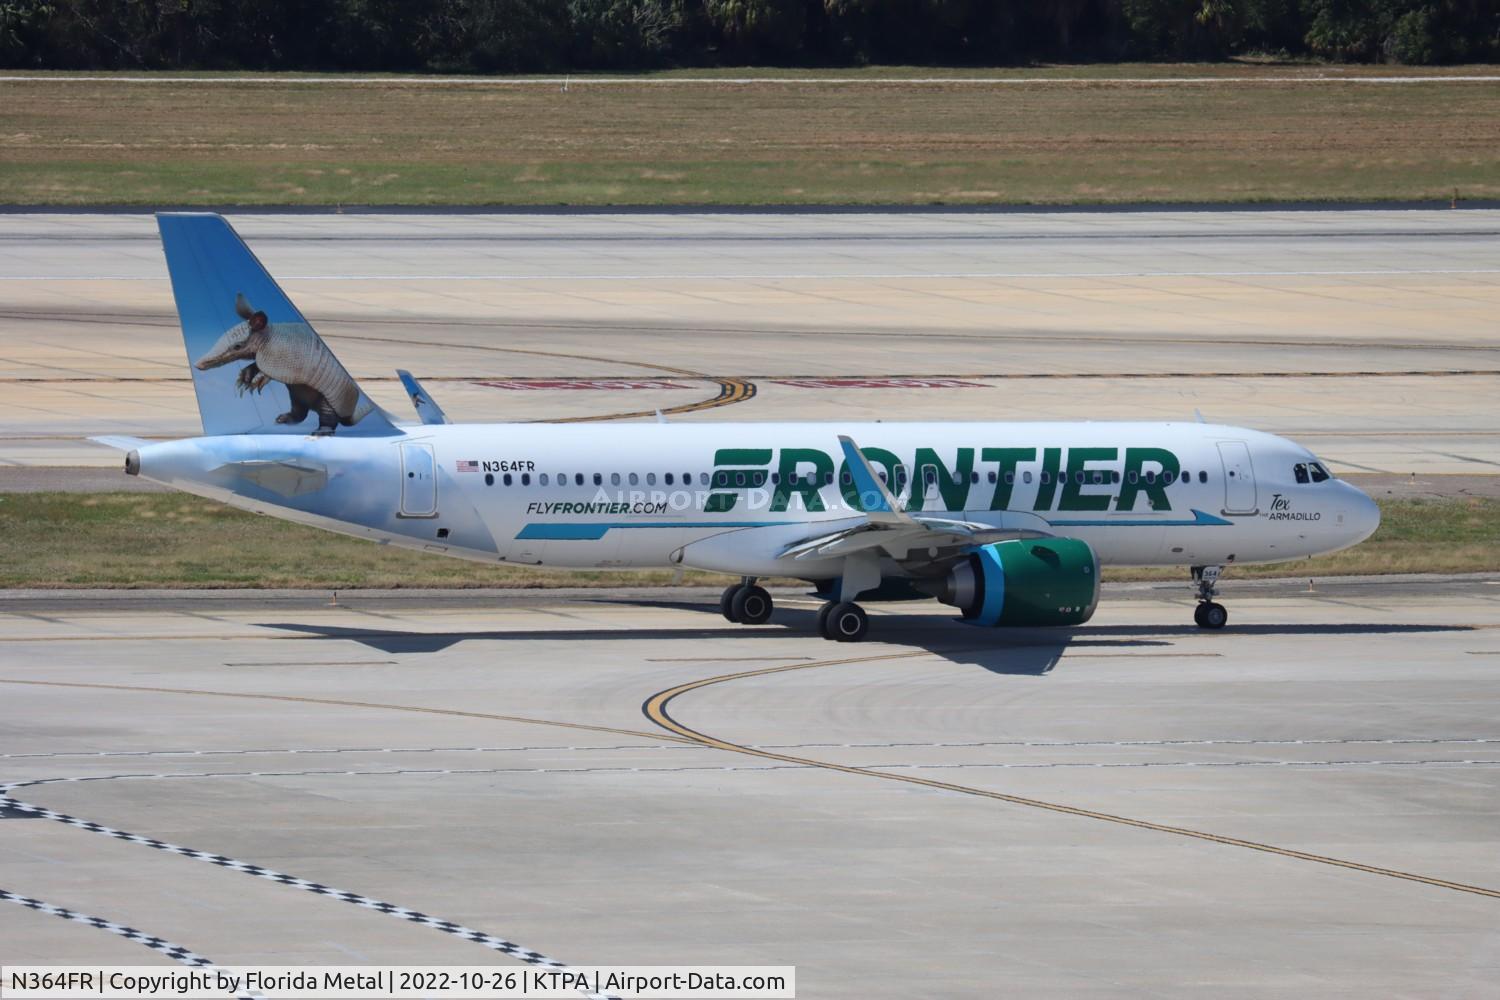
<box><xmin>1196</xmin><ymin>602</ymin><xmax>1228</xmax><ymax>630</ymax></box>
<box><xmin>816</xmin><ymin>601</ymin><xmax>835</xmax><ymax>636</ymax></box>
<box><xmin>732</xmin><ymin>585</ymin><xmax>773</xmax><ymax>625</ymax></box>
<box><xmin>821</xmin><ymin>602</ymin><xmax>869</xmax><ymax>643</ymax></box>
<box><xmin>719</xmin><ymin>584</ymin><xmax>743</xmax><ymax>623</ymax></box>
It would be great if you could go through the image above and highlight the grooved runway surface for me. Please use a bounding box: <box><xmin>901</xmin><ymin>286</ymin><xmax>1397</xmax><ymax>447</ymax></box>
<box><xmin>2</xmin><ymin>581</ymin><xmax>1499</xmax><ymax>995</ymax></box>
<box><xmin>2</xmin><ymin>209</ymin><xmax>1499</xmax><ymax>473</ymax></box>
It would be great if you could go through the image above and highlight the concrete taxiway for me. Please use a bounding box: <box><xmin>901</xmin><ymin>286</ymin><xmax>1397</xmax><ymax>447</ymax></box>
<box><xmin>2</xmin><ymin>209</ymin><xmax>1499</xmax><ymax>475</ymax></box>
<box><xmin>2</xmin><ymin>579</ymin><xmax>1499</xmax><ymax>995</ymax></box>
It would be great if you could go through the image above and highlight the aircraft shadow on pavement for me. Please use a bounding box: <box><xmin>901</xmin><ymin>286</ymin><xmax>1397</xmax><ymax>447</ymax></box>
<box><xmin>257</xmin><ymin>607</ymin><xmax>1471</xmax><ymax>675</ymax></box>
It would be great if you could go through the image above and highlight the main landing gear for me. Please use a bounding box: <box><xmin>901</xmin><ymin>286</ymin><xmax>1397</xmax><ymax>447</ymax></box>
<box><xmin>720</xmin><ymin>578</ymin><xmax>774</xmax><ymax>625</ymax></box>
<box><xmin>816</xmin><ymin>601</ymin><xmax>869</xmax><ymax>643</ymax></box>
<box><xmin>1191</xmin><ymin>565</ymin><xmax>1228</xmax><ymax>630</ymax></box>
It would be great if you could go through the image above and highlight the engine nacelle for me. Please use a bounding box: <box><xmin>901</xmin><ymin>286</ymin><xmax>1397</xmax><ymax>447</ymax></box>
<box><xmin>936</xmin><ymin>538</ymin><xmax>1100</xmax><ymax>627</ymax></box>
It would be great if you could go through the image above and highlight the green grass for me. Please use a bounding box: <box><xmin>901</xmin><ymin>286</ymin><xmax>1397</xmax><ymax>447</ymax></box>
<box><xmin>2</xmin><ymin>67</ymin><xmax>1498</xmax><ymax>205</ymax></box>
<box><xmin>1</xmin><ymin>492</ymin><xmax>1494</xmax><ymax>590</ymax></box>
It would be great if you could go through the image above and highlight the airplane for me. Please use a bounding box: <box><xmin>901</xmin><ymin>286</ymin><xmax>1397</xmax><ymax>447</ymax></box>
<box><xmin>95</xmin><ymin>214</ymin><xmax>1381</xmax><ymax>643</ymax></box>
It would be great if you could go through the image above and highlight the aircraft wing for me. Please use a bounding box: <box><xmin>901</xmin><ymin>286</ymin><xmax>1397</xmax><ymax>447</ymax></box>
<box><xmin>778</xmin><ymin>436</ymin><xmax>1050</xmax><ymax>565</ymax></box>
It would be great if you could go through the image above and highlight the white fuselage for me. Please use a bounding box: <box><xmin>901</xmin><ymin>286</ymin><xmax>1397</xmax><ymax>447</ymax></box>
<box><xmin>131</xmin><ymin>420</ymin><xmax>1381</xmax><ymax>582</ymax></box>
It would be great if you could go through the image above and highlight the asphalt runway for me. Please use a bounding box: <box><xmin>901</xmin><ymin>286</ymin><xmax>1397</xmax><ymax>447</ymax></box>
<box><xmin>1</xmin><ymin>209</ymin><xmax>1499</xmax><ymax>476</ymax></box>
<box><xmin>2</xmin><ymin>579</ymin><xmax>1499</xmax><ymax>995</ymax></box>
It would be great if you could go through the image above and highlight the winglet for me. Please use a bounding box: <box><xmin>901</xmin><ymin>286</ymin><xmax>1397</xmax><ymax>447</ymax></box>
<box><xmin>396</xmin><ymin>370</ymin><xmax>448</xmax><ymax>425</ymax></box>
<box><xmin>838</xmin><ymin>435</ymin><xmax>912</xmax><ymax>526</ymax></box>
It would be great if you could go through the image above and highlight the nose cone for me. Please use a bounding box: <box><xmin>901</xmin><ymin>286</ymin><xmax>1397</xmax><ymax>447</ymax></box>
<box><xmin>1343</xmin><ymin>484</ymin><xmax>1381</xmax><ymax>546</ymax></box>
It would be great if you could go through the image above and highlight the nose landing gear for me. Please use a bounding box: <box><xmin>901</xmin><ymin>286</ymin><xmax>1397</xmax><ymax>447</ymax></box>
<box><xmin>1191</xmin><ymin>565</ymin><xmax>1228</xmax><ymax>629</ymax></box>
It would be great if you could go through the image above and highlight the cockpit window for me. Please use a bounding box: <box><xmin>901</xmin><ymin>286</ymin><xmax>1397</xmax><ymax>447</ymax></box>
<box><xmin>1309</xmin><ymin>462</ymin><xmax>1331</xmax><ymax>483</ymax></box>
<box><xmin>1293</xmin><ymin>463</ymin><xmax>1309</xmax><ymax>484</ymax></box>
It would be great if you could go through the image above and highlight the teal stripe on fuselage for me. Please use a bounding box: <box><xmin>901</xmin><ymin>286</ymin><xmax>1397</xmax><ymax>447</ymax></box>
<box><xmin>1045</xmin><ymin>508</ymin><xmax>1231</xmax><ymax>528</ymax></box>
<box><xmin>518</xmin><ymin>508</ymin><xmax>1231</xmax><ymax>540</ymax></box>
<box><xmin>516</xmin><ymin>521</ymin><xmax>778</xmax><ymax>541</ymax></box>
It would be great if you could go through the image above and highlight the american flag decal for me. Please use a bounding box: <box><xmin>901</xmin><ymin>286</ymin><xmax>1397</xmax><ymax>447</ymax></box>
<box><xmin>456</xmin><ymin>460</ymin><xmax>479</xmax><ymax>473</ymax></box>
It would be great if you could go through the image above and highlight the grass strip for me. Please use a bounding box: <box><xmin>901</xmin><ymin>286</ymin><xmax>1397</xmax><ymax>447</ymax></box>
<box><xmin>1</xmin><ymin>492</ymin><xmax>1493</xmax><ymax>590</ymax></box>
<box><xmin>3</xmin><ymin>69</ymin><xmax>1499</xmax><ymax>205</ymax></box>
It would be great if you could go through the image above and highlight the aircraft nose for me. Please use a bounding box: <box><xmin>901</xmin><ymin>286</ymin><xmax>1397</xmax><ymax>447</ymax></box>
<box><xmin>1343</xmin><ymin>484</ymin><xmax>1381</xmax><ymax>544</ymax></box>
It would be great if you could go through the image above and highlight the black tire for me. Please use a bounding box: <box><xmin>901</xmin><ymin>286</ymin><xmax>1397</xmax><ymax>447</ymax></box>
<box><xmin>1200</xmin><ymin>602</ymin><xmax>1228</xmax><ymax>630</ymax></box>
<box><xmin>824</xmin><ymin>602</ymin><xmax>869</xmax><ymax>643</ymax></box>
<box><xmin>1193</xmin><ymin>603</ymin><xmax>1208</xmax><ymax>628</ymax></box>
<box><xmin>720</xmin><ymin>584</ymin><xmax>743</xmax><ymax>623</ymax></box>
<box><xmin>816</xmin><ymin>602</ymin><xmax>835</xmax><ymax>638</ymax></box>
<box><xmin>732</xmin><ymin>585</ymin><xmax>773</xmax><ymax>625</ymax></box>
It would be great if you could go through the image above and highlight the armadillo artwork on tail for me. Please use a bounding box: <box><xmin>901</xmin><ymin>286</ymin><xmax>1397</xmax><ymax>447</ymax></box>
<box><xmin>160</xmin><ymin>212</ymin><xmax>393</xmax><ymax>438</ymax></box>
<box><xmin>195</xmin><ymin>293</ymin><xmax>374</xmax><ymax>435</ymax></box>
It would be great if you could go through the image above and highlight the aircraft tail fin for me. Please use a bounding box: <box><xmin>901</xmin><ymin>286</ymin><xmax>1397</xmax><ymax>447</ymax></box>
<box><xmin>157</xmin><ymin>213</ymin><xmax>394</xmax><ymax>437</ymax></box>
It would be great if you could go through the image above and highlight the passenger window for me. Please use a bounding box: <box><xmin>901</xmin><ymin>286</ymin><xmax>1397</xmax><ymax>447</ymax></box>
<box><xmin>824</xmin><ymin>472</ymin><xmax>834</xmax><ymax>486</ymax></box>
<box><xmin>521</xmin><ymin>473</ymin><xmax>531</xmax><ymax>486</ymax></box>
<box><xmin>610</xmin><ymin>472</ymin><xmax>620</xmax><ymax>486</ymax></box>
<box><xmin>684</xmin><ymin>472</ymin><xmax>690</xmax><ymax>484</ymax></box>
<box><xmin>1199</xmin><ymin>471</ymin><xmax>1207</xmax><ymax>484</ymax></box>
<box><xmin>734</xmin><ymin>472</ymin><xmax>745</xmax><ymax>487</ymax></box>
<box><xmin>540</xmin><ymin>473</ymin><xmax>549</xmax><ymax>486</ymax></box>
<box><xmin>970</xmin><ymin>471</ymin><xmax>980</xmax><ymax>485</ymax></box>
<box><xmin>1294</xmin><ymin>463</ymin><xmax>1309</xmax><ymax>484</ymax></box>
<box><xmin>699</xmin><ymin>472</ymin><xmax>709</xmax><ymax>486</ymax></box>
<box><xmin>1091</xmin><ymin>471</ymin><xmax>1103</xmax><ymax>484</ymax></box>
<box><xmin>1023</xmin><ymin>471</ymin><xmax>1032</xmax><ymax>484</ymax></box>
<box><xmin>575</xmin><ymin>473</ymin><xmax>584</xmax><ymax>486</ymax></box>
<box><xmin>626</xmin><ymin>472</ymin><xmax>637</xmax><ymax>486</ymax></box>
<box><xmin>1040</xmin><ymin>472</ymin><xmax>1050</xmax><ymax>485</ymax></box>
<box><xmin>988</xmin><ymin>471</ymin><xmax>998</xmax><ymax>484</ymax></box>
<box><xmin>1002</xmin><ymin>471</ymin><xmax>1011</xmax><ymax>485</ymax></box>
<box><xmin>1144</xmin><ymin>471</ymin><xmax>1157</xmax><ymax>484</ymax></box>
<box><xmin>593</xmin><ymin>473</ymin><xmax>602</xmax><ymax>486</ymax></box>
<box><xmin>1127</xmin><ymin>471</ymin><xmax>1138</xmax><ymax>484</ymax></box>
<box><xmin>646</xmin><ymin>472</ymin><xmax>656</xmax><ymax>486</ymax></box>
<box><xmin>1163</xmin><ymin>471</ymin><xmax>1175</xmax><ymax>485</ymax></box>
<box><xmin>664</xmin><ymin>473</ymin><xmax>674</xmax><ymax>485</ymax></box>
<box><xmin>503</xmin><ymin>473</ymin><xmax>512</xmax><ymax>486</ymax></box>
<box><xmin>1310</xmin><ymin>462</ymin><xmax>1330</xmax><ymax>483</ymax></box>
<box><xmin>841</xmin><ymin>471</ymin><xmax>852</xmax><ymax>486</ymax></box>
<box><xmin>485</xmin><ymin>473</ymin><xmax>494</xmax><ymax>486</ymax></box>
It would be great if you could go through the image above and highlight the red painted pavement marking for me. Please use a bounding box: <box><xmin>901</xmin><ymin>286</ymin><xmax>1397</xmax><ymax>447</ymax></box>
<box><xmin>771</xmin><ymin>378</ymin><xmax>985</xmax><ymax>389</ymax></box>
<box><xmin>478</xmin><ymin>379</ymin><xmax>695</xmax><ymax>391</ymax></box>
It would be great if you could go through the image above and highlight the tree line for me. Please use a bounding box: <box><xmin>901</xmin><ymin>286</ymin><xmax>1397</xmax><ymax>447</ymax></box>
<box><xmin>2</xmin><ymin>0</ymin><xmax>1496</xmax><ymax>71</ymax></box>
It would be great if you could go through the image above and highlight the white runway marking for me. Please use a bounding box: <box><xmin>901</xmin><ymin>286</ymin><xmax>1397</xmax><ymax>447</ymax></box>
<box><xmin>4</xmin><ymin>268</ymin><xmax>1499</xmax><ymax>282</ymax></box>
<box><xmin>3</xmin><ymin>75</ymin><xmax>1498</xmax><ymax>86</ymax></box>
<box><xmin>0</xmin><ymin>777</ymin><xmax>616</xmax><ymax>998</ymax></box>
<box><xmin>0</xmin><ymin>888</ymin><xmax>257</xmax><ymax>998</ymax></box>
<box><xmin>6</xmin><ymin>734</ymin><xmax>1500</xmax><ymax>760</ymax></box>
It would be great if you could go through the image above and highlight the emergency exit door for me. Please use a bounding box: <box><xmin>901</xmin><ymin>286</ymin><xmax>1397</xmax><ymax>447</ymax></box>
<box><xmin>1216</xmin><ymin>440</ymin><xmax>1258</xmax><ymax>515</ymax></box>
<box><xmin>400</xmin><ymin>443</ymin><xmax>437</xmax><ymax>517</ymax></box>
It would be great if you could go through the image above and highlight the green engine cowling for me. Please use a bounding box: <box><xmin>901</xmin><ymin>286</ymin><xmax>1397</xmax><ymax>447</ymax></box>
<box><xmin>937</xmin><ymin>538</ymin><xmax>1100</xmax><ymax>627</ymax></box>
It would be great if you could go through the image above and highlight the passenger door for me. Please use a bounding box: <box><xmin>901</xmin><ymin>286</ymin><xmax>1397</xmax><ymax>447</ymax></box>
<box><xmin>399</xmin><ymin>442</ymin><xmax>438</xmax><ymax>518</ymax></box>
<box><xmin>1216</xmin><ymin>440</ymin><xmax>1258</xmax><ymax>514</ymax></box>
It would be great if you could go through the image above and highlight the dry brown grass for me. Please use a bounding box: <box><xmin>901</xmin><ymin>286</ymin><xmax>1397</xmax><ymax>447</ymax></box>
<box><xmin>3</xmin><ymin>69</ymin><xmax>1498</xmax><ymax>205</ymax></box>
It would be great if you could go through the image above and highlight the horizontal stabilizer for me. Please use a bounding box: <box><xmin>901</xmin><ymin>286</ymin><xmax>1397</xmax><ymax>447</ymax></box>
<box><xmin>89</xmin><ymin>435</ymin><xmax>151</xmax><ymax>452</ymax></box>
<box><xmin>215</xmin><ymin>459</ymin><xmax>328</xmax><ymax>498</ymax></box>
